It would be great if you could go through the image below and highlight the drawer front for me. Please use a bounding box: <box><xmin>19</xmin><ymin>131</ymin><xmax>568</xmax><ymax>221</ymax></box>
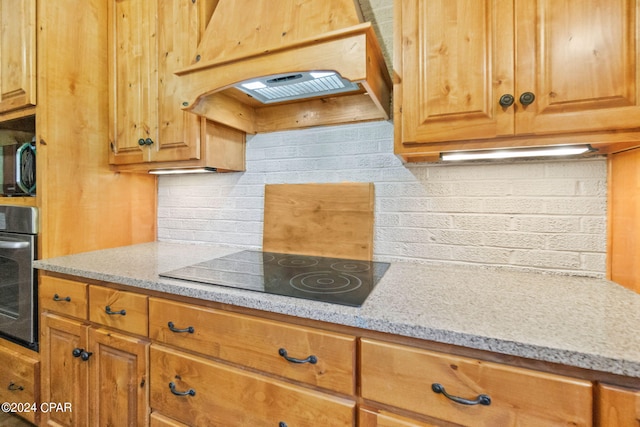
<box><xmin>0</xmin><ymin>345</ymin><xmax>39</xmax><ymax>425</ymax></box>
<box><xmin>360</xmin><ymin>339</ymin><xmax>593</xmax><ymax>427</ymax></box>
<box><xmin>150</xmin><ymin>345</ymin><xmax>355</xmax><ymax>427</ymax></box>
<box><xmin>359</xmin><ymin>408</ymin><xmax>438</xmax><ymax>427</ymax></box>
<box><xmin>89</xmin><ymin>285</ymin><xmax>148</xmax><ymax>336</ymax></box>
<box><xmin>597</xmin><ymin>383</ymin><xmax>640</xmax><ymax>426</ymax></box>
<box><xmin>149</xmin><ymin>297</ymin><xmax>356</xmax><ymax>394</ymax></box>
<box><xmin>40</xmin><ymin>276</ymin><xmax>88</xmax><ymax>319</ymax></box>
<box><xmin>150</xmin><ymin>412</ymin><xmax>191</xmax><ymax>427</ymax></box>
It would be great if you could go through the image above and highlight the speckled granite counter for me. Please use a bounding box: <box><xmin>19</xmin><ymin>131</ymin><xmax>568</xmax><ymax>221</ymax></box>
<box><xmin>34</xmin><ymin>242</ymin><xmax>640</xmax><ymax>379</ymax></box>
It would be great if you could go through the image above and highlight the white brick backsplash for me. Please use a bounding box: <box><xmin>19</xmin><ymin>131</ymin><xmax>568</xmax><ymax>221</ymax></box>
<box><xmin>158</xmin><ymin>121</ymin><xmax>608</xmax><ymax>277</ymax></box>
<box><xmin>155</xmin><ymin>1</ymin><xmax>610</xmax><ymax>278</ymax></box>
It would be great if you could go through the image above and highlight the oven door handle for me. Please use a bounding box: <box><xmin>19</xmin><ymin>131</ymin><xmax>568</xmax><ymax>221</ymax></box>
<box><xmin>0</xmin><ymin>241</ymin><xmax>30</xmax><ymax>249</ymax></box>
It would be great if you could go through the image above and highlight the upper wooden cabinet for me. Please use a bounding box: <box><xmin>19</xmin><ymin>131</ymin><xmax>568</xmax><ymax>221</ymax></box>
<box><xmin>395</xmin><ymin>0</ymin><xmax>640</xmax><ymax>161</ymax></box>
<box><xmin>108</xmin><ymin>0</ymin><xmax>244</xmax><ymax>171</ymax></box>
<box><xmin>0</xmin><ymin>0</ymin><xmax>36</xmax><ymax>115</ymax></box>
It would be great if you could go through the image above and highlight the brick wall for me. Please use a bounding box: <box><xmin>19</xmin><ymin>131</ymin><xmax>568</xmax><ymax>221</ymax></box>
<box><xmin>158</xmin><ymin>121</ymin><xmax>607</xmax><ymax>276</ymax></box>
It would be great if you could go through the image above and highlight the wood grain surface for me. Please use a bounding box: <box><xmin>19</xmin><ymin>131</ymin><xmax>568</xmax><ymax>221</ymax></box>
<box><xmin>263</xmin><ymin>183</ymin><xmax>374</xmax><ymax>260</ymax></box>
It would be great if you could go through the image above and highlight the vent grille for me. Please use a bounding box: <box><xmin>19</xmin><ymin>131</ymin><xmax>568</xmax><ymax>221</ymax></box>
<box><xmin>236</xmin><ymin>72</ymin><xmax>360</xmax><ymax>104</ymax></box>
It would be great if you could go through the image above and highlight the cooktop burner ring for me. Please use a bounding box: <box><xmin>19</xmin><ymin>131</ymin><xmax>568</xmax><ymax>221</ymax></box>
<box><xmin>277</xmin><ymin>256</ymin><xmax>319</xmax><ymax>268</ymax></box>
<box><xmin>289</xmin><ymin>271</ymin><xmax>363</xmax><ymax>294</ymax></box>
<box><xmin>330</xmin><ymin>261</ymin><xmax>371</xmax><ymax>273</ymax></box>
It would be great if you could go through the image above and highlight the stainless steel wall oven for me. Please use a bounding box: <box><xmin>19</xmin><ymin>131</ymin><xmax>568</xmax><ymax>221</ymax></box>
<box><xmin>0</xmin><ymin>205</ymin><xmax>38</xmax><ymax>350</ymax></box>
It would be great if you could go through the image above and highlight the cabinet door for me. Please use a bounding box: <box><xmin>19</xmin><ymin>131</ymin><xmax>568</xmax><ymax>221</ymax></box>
<box><xmin>108</xmin><ymin>0</ymin><xmax>157</xmax><ymax>164</ymax></box>
<box><xmin>89</xmin><ymin>327</ymin><xmax>150</xmax><ymax>427</ymax></box>
<box><xmin>397</xmin><ymin>0</ymin><xmax>515</xmax><ymax>144</ymax></box>
<box><xmin>0</xmin><ymin>0</ymin><xmax>36</xmax><ymax>114</ymax></box>
<box><xmin>597</xmin><ymin>383</ymin><xmax>640</xmax><ymax>427</ymax></box>
<box><xmin>150</xmin><ymin>0</ymin><xmax>202</xmax><ymax>163</ymax></box>
<box><xmin>109</xmin><ymin>0</ymin><xmax>206</xmax><ymax>165</ymax></box>
<box><xmin>40</xmin><ymin>313</ymin><xmax>90</xmax><ymax>427</ymax></box>
<box><xmin>515</xmin><ymin>0</ymin><xmax>640</xmax><ymax>136</ymax></box>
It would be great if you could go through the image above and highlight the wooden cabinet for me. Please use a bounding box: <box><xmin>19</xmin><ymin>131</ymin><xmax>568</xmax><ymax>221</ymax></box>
<box><xmin>360</xmin><ymin>339</ymin><xmax>593</xmax><ymax>427</ymax></box>
<box><xmin>149</xmin><ymin>297</ymin><xmax>356</xmax><ymax>395</ymax></box>
<box><xmin>39</xmin><ymin>276</ymin><xmax>150</xmax><ymax>427</ymax></box>
<box><xmin>394</xmin><ymin>0</ymin><xmax>640</xmax><ymax>161</ymax></box>
<box><xmin>608</xmin><ymin>148</ymin><xmax>640</xmax><ymax>293</ymax></box>
<box><xmin>150</xmin><ymin>344</ymin><xmax>355</xmax><ymax>427</ymax></box>
<box><xmin>359</xmin><ymin>408</ymin><xmax>439</xmax><ymax>427</ymax></box>
<box><xmin>0</xmin><ymin>0</ymin><xmax>36</xmax><ymax>116</ymax></box>
<box><xmin>0</xmin><ymin>340</ymin><xmax>39</xmax><ymax>425</ymax></box>
<box><xmin>597</xmin><ymin>383</ymin><xmax>640</xmax><ymax>426</ymax></box>
<box><xmin>108</xmin><ymin>0</ymin><xmax>244</xmax><ymax>171</ymax></box>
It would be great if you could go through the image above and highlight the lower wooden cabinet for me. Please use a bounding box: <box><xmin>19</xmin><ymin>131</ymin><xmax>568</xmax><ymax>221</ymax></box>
<box><xmin>359</xmin><ymin>408</ymin><xmax>439</xmax><ymax>427</ymax></box>
<box><xmin>597</xmin><ymin>383</ymin><xmax>640</xmax><ymax>427</ymax></box>
<box><xmin>0</xmin><ymin>341</ymin><xmax>39</xmax><ymax>425</ymax></box>
<box><xmin>149</xmin><ymin>297</ymin><xmax>356</xmax><ymax>395</ymax></box>
<box><xmin>36</xmin><ymin>275</ymin><xmax>640</xmax><ymax>426</ymax></box>
<box><xmin>360</xmin><ymin>339</ymin><xmax>593</xmax><ymax>427</ymax></box>
<box><xmin>40</xmin><ymin>312</ymin><xmax>149</xmax><ymax>427</ymax></box>
<box><xmin>150</xmin><ymin>344</ymin><xmax>355</xmax><ymax>426</ymax></box>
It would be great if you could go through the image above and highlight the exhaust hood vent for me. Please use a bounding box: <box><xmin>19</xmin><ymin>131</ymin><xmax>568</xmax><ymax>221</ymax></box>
<box><xmin>176</xmin><ymin>0</ymin><xmax>392</xmax><ymax>135</ymax></box>
<box><xmin>236</xmin><ymin>71</ymin><xmax>360</xmax><ymax>104</ymax></box>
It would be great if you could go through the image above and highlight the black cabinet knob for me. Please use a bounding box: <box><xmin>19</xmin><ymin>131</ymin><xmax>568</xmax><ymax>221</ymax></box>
<box><xmin>519</xmin><ymin>92</ymin><xmax>536</xmax><ymax>106</ymax></box>
<box><xmin>498</xmin><ymin>94</ymin><xmax>515</xmax><ymax>107</ymax></box>
<box><xmin>138</xmin><ymin>138</ymin><xmax>146</xmax><ymax>146</ymax></box>
<box><xmin>144</xmin><ymin>138</ymin><xmax>154</xmax><ymax>145</ymax></box>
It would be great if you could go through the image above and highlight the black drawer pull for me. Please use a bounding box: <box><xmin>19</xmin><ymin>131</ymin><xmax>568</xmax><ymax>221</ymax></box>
<box><xmin>105</xmin><ymin>305</ymin><xmax>126</xmax><ymax>316</ymax></box>
<box><xmin>279</xmin><ymin>422</ymin><xmax>288</xmax><ymax>427</ymax></box>
<box><xmin>431</xmin><ymin>383</ymin><xmax>491</xmax><ymax>406</ymax></box>
<box><xmin>8</xmin><ymin>382</ymin><xmax>24</xmax><ymax>391</ymax></box>
<box><xmin>278</xmin><ymin>348</ymin><xmax>317</xmax><ymax>364</ymax></box>
<box><xmin>53</xmin><ymin>294</ymin><xmax>71</xmax><ymax>302</ymax></box>
<box><xmin>168</xmin><ymin>321</ymin><xmax>194</xmax><ymax>334</ymax></box>
<box><xmin>169</xmin><ymin>382</ymin><xmax>195</xmax><ymax>397</ymax></box>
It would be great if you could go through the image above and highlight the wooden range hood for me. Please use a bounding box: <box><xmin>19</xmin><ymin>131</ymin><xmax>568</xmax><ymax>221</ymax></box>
<box><xmin>175</xmin><ymin>0</ymin><xmax>392</xmax><ymax>134</ymax></box>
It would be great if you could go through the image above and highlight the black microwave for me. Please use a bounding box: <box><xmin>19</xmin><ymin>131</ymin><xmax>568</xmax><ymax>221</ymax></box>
<box><xmin>1</xmin><ymin>139</ymin><xmax>36</xmax><ymax>196</ymax></box>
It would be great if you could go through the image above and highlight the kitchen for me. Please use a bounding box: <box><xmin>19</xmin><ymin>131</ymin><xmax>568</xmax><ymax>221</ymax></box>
<box><xmin>0</xmin><ymin>0</ymin><xmax>639</xmax><ymax>426</ymax></box>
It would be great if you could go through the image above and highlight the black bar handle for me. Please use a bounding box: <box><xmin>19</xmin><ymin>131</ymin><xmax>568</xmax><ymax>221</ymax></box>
<box><xmin>53</xmin><ymin>294</ymin><xmax>71</xmax><ymax>302</ymax></box>
<box><xmin>105</xmin><ymin>305</ymin><xmax>126</xmax><ymax>316</ymax></box>
<box><xmin>278</xmin><ymin>348</ymin><xmax>317</xmax><ymax>364</ymax></box>
<box><xmin>8</xmin><ymin>382</ymin><xmax>24</xmax><ymax>391</ymax></box>
<box><xmin>431</xmin><ymin>383</ymin><xmax>491</xmax><ymax>406</ymax></box>
<box><xmin>168</xmin><ymin>321</ymin><xmax>194</xmax><ymax>334</ymax></box>
<box><xmin>169</xmin><ymin>382</ymin><xmax>195</xmax><ymax>397</ymax></box>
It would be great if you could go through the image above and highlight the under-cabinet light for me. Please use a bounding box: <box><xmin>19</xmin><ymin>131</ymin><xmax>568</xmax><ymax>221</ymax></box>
<box><xmin>440</xmin><ymin>145</ymin><xmax>594</xmax><ymax>161</ymax></box>
<box><xmin>148</xmin><ymin>167</ymin><xmax>217</xmax><ymax>175</ymax></box>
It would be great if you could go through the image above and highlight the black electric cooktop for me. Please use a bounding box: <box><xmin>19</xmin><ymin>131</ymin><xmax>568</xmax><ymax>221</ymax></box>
<box><xmin>160</xmin><ymin>250</ymin><xmax>390</xmax><ymax>307</ymax></box>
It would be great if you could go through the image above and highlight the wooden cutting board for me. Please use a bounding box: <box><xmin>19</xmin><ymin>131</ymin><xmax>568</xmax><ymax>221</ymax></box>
<box><xmin>263</xmin><ymin>183</ymin><xmax>374</xmax><ymax>260</ymax></box>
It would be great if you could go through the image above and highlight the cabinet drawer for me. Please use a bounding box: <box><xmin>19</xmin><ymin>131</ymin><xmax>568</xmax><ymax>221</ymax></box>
<box><xmin>149</xmin><ymin>297</ymin><xmax>356</xmax><ymax>394</ymax></box>
<box><xmin>89</xmin><ymin>285</ymin><xmax>148</xmax><ymax>336</ymax></box>
<box><xmin>0</xmin><ymin>345</ymin><xmax>39</xmax><ymax>425</ymax></box>
<box><xmin>359</xmin><ymin>408</ymin><xmax>438</xmax><ymax>427</ymax></box>
<box><xmin>360</xmin><ymin>339</ymin><xmax>593</xmax><ymax>427</ymax></box>
<box><xmin>151</xmin><ymin>412</ymin><xmax>191</xmax><ymax>427</ymax></box>
<box><xmin>150</xmin><ymin>345</ymin><xmax>355</xmax><ymax>426</ymax></box>
<box><xmin>40</xmin><ymin>276</ymin><xmax>88</xmax><ymax>319</ymax></box>
<box><xmin>597</xmin><ymin>383</ymin><xmax>640</xmax><ymax>426</ymax></box>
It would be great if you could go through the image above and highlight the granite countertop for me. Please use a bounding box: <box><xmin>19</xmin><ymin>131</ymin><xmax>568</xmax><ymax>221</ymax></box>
<box><xmin>34</xmin><ymin>242</ymin><xmax>640</xmax><ymax>379</ymax></box>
